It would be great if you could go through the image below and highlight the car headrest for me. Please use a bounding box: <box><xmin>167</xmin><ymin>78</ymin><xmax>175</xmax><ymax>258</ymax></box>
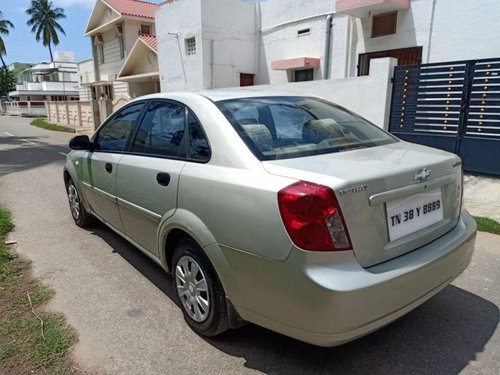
<box><xmin>241</xmin><ymin>124</ymin><xmax>273</xmax><ymax>151</ymax></box>
<box><xmin>303</xmin><ymin>119</ymin><xmax>343</xmax><ymax>143</ymax></box>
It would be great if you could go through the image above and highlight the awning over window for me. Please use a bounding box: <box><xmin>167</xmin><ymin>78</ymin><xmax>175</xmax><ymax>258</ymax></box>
<box><xmin>271</xmin><ymin>57</ymin><xmax>320</xmax><ymax>71</ymax></box>
<box><xmin>117</xmin><ymin>35</ymin><xmax>159</xmax><ymax>83</ymax></box>
<box><xmin>336</xmin><ymin>0</ymin><xmax>410</xmax><ymax>18</ymax></box>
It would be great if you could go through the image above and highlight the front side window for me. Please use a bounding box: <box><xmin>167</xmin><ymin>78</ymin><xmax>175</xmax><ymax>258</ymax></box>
<box><xmin>216</xmin><ymin>96</ymin><xmax>397</xmax><ymax>161</ymax></box>
<box><xmin>94</xmin><ymin>103</ymin><xmax>144</xmax><ymax>152</ymax></box>
<box><xmin>131</xmin><ymin>101</ymin><xmax>186</xmax><ymax>158</ymax></box>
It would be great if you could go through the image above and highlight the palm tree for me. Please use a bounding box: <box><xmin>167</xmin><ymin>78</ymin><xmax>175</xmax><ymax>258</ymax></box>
<box><xmin>26</xmin><ymin>0</ymin><xmax>66</xmax><ymax>62</ymax></box>
<box><xmin>0</xmin><ymin>11</ymin><xmax>14</xmax><ymax>69</ymax></box>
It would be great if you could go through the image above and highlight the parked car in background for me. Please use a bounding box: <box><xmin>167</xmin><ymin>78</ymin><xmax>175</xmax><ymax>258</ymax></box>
<box><xmin>63</xmin><ymin>91</ymin><xmax>476</xmax><ymax>346</ymax></box>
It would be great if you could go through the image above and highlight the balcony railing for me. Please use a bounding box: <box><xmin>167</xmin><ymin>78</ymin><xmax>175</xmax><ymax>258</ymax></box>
<box><xmin>15</xmin><ymin>81</ymin><xmax>79</xmax><ymax>92</ymax></box>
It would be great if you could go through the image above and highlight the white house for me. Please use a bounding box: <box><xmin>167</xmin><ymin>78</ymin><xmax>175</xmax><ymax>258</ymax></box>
<box><xmin>116</xmin><ymin>33</ymin><xmax>160</xmax><ymax>97</ymax></box>
<box><xmin>257</xmin><ymin>0</ymin><xmax>336</xmax><ymax>84</ymax></box>
<box><xmin>331</xmin><ymin>0</ymin><xmax>500</xmax><ymax>77</ymax></box>
<box><xmin>156</xmin><ymin>0</ymin><xmax>258</xmax><ymax>92</ymax></box>
<box><xmin>71</xmin><ymin>0</ymin><xmax>500</xmax><ymax>129</ymax></box>
<box><xmin>155</xmin><ymin>0</ymin><xmax>500</xmax><ymax>90</ymax></box>
<box><xmin>9</xmin><ymin>51</ymin><xmax>79</xmax><ymax>101</ymax></box>
<box><xmin>84</xmin><ymin>0</ymin><xmax>159</xmax><ymax>101</ymax></box>
<box><xmin>77</xmin><ymin>58</ymin><xmax>96</xmax><ymax>101</ymax></box>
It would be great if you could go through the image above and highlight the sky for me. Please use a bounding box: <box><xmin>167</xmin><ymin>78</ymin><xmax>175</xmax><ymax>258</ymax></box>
<box><xmin>0</xmin><ymin>0</ymin><xmax>164</xmax><ymax>64</ymax></box>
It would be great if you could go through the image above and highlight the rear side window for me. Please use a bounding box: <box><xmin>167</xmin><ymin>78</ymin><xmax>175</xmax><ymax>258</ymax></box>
<box><xmin>94</xmin><ymin>103</ymin><xmax>143</xmax><ymax>152</ymax></box>
<box><xmin>187</xmin><ymin>110</ymin><xmax>210</xmax><ymax>161</ymax></box>
<box><xmin>127</xmin><ymin>101</ymin><xmax>211</xmax><ymax>161</ymax></box>
<box><xmin>216</xmin><ymin>96</ymin><xmax>397</xmax><ymax>160</ymax></box>
<box><xmin>131</xmin><ymin>101</ymin><xmax>186</xmax><ymax>158</ymax></box>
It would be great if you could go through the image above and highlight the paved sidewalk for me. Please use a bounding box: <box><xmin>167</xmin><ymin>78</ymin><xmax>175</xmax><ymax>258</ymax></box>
<box><xmin>464</xmin><ymin>174</ymin><xmax>500</xmax><ymax>222</ymax></box>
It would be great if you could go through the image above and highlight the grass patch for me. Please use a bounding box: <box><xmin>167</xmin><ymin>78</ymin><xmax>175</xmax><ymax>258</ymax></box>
<box><xmin>474</xmin><ymin>216</ymin><xmax>500</xmax><ymax>235</ymax></box>
<box><xmin>0</xmin><ymin>207</ymin><xmax>14</xmax><ymax>237</ymax></box>
<box><xmin>30</xmin><ymin>118</ymin><xmax>75</xmax><ymax>133</ymax></box>
<box><xmin>0</xmin><ymin>207</ymin><xmax>77</xmax><ymax>374</ymax></box>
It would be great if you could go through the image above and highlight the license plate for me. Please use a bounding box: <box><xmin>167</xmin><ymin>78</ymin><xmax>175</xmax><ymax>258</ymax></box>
<box><xmin>386</xmin><ymin>189</ymin><xmax>444</xmax><ymax>242</ymax></box>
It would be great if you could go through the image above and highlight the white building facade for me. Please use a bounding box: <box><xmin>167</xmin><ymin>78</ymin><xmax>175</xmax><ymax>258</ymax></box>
<box><xmin>9</xmin><ymin>51</ymin><xmax>79</xmax><ymax>101</ymax></box>
<box><xmin>77</xmin><ymin>58</ymin><xmax>96</xmax><ymax>101</ymax></box>
<box><xmin>156</xmin><ymin>0</ymin><xmax>500</xmax><ymax>91</ymax></box>
<box><xmin>84</xmin><ymin>0</ymin><xmax>159</xmax><ymax>101</ymax></box>
<box><xmin>332</xmin><ymin>0</ymin><xmax>500</xmax><ymax>78</ymax></box>
<box><xmin>156</xmin><ymin>0</ymin><xmax>257</xmax><ymax>92</ymax></box>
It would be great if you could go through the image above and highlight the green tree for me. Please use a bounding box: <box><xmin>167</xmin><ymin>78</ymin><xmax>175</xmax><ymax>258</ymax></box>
<box><xmin>0</xmin><ymin>68</ymin><xmax>16</xmax><ymax>98</ymax></box>
<box><xmin>26</xmin><ymin>0</ymin><xmax>66</xmax><ymax>62</ymax></box>
<box><xmin>0</xmin><ymin>11</ymin><xmax>14</xmax><ymax>69</ymax></box>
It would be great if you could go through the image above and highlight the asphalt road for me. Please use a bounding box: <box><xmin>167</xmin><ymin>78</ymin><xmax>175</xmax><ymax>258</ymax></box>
<box><xmin>0</xmin><ymin>116</ymin><xmax>499</xmax><ymax>375</ymax></box>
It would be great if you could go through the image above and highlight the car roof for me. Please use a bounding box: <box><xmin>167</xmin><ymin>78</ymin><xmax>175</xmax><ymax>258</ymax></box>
<box><xmin>131</xmin><ymin>89</ymin><xmax>308</xmax><ymax>104</ymax></box>
<box><xmin>196</xmin><ymin>89</ymin><xmax>304</xmax><ymax>102</ymax></box>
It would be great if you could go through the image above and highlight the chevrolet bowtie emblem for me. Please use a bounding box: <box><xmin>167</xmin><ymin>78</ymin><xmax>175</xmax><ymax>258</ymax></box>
<box><xmin>414</xmin><ymin>168</ymin><xmax>432</xmax><ymax>182</ymax></box>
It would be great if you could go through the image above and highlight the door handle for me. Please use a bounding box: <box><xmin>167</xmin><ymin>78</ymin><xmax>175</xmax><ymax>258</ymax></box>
<box><xmin>105</xmin><ymin>163</ymin><xmax>113</xmax><ymax>173</ymax></box>
<box><xmin>156</xmin><ymin>172</ymin><xmax>171</xmax><ymax>187</ymax></box>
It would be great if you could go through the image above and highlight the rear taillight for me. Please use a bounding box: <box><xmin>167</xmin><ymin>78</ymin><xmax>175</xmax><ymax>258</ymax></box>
<box><xmin>278</xmin><ymin>181</ymin><xmax>352</xmax><ymax>251</ymax></box>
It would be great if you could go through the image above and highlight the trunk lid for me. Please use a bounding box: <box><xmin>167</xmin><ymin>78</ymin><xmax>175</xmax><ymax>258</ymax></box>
<box><xmin>264</xmin><ymin>141</ymin><xmax>463</xmax><ymax>267</ymax></box>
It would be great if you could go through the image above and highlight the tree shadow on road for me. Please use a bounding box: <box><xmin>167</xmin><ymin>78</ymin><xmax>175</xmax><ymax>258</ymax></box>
<box><xmin>0</xmin><ymin>135</ymin><xmax>70</xmax><ymax>176</ymax></box>
<box><xmin>88</xmin><ymin>221</ymin><xmax>499</xmax><ymax>375</ymax></box>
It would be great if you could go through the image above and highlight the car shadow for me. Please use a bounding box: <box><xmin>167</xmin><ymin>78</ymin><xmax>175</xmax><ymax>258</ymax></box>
<box><xmin>207</xmin><ymin>286</ymin><xmax>498</xmax><ymax>374</ymax></box>
<box><xmin>88</xmin><ymin>222</ymin><xmax>180</xmax><ymax>307</ymax></box>
<box><xmin>89</xmin><ymin>221</ymin><xmax>498</xmax><ymax>374</ymax></box>
<box><xmin>0</xmin><ymin>135</ymin><xmax>71</xmax><ymax>176</ymax></box>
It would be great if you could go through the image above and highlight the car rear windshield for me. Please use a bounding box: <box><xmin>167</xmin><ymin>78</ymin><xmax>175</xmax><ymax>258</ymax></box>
<box><xmin>216</xmin><ymin>96</ymin><xmax>397</xmax><ymax>161</ymax></box>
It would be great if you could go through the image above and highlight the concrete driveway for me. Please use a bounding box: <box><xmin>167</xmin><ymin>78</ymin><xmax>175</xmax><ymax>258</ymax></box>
<box><xmin>464</xmin><ymin>175</ymin><xmax>500</xmax><ymax>222</ymax></box>
<box><xmin>0</xmin><ymin>116</ymin><xmax>498</xmax><ymax>374</ymax></box>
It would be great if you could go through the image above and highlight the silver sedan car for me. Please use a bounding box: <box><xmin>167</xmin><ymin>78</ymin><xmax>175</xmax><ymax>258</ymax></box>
<box><xmin>64</xmin><ymin>91</ymin><xmax>476</xmax><ymax>346</ymax></box>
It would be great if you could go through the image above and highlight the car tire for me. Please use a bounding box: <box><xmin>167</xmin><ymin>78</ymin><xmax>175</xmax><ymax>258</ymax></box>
<box><xmin>65</xmin><ymin>178</ymin><xmax>94</xmax><ymax>227</ymax></box>
<box><xmin>172</xmin><ymin>238</ymin><xmax>229</xmax><ymax>337</ymax></box>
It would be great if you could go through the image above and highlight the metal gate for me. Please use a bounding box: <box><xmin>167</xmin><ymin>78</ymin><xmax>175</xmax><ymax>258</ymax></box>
<box><xmin>389</xmin><ymin>57</ymin><xmax>500</xmax><ymax>176</ymax></box>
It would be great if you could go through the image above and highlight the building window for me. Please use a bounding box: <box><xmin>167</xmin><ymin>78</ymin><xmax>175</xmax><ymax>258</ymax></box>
<box><xmin>297</xmin><ymin>28</ymin><xmax>311</xmax><ymax>36</ymax></box>
<box><xmin>141</xmin><ymin>24</ymin><xmax>151</xmax><ymax>35</ymax></box>
<box><xmin>94</xmin><ymin>34</ymin><xmax>105</xmax><ymax>64</ymax></box>
<box><xmin>102</xmin><ymin>85</ymin><xmax>113</xmax><ymax>100</ymax></box>
<box><xmin>117</xmin><ymin>25</ymin><xmax>125</xmax><ymax>59</ymax></box>
<box><xmin>371</xmin><ymin>11</ymin><xmax>397</xmax><ymax>38</ymax></box>
<box><xmin>240</xmin><ymin>73</ymin><xmax>254</xmax><ymax>87</ymax></box>
<box><xmin>294</xmin><ymin>69</ymin><xmax>314</xmax><ymax>82</ymax></box>
<box><xmin>185</xmin><ymin>37</ymin><xmax>196</xmax><ymax>56</ymax></box>
<box><xmin>98</xmin><ymin>44</ymin><xmax>105</xmax><ymax>64</ymax></box>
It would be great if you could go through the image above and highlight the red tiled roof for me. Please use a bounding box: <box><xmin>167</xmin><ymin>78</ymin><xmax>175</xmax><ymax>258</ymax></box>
<box><xmin>103</xmin><ymin>0</ymin><xmax>158</xmax><ymax>19</ymax></box>
<box><xmin>139</xmin><ymin>33</ymin><xmax>157</xmax><ymax>51</ymax></box>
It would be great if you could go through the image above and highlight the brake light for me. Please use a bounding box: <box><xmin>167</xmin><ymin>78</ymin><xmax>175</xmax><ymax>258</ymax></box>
<box><xmin>278</xmin><ymin>181</ymin><xmax>352</xmax><ymax>251</ymax></box>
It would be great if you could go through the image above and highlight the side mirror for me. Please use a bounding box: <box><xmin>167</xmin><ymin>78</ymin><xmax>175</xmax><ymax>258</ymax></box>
<box><xmin>69</xmin><ymin>135</ymin><xmax>93</xmax><ymax>151</ymax></box>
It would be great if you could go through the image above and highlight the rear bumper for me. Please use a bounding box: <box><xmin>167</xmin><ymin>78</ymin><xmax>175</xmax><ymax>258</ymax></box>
<box><xmin>218</xmin><ymin>211</ymin><xmax>476</xmax><ymax>347</ymax></box>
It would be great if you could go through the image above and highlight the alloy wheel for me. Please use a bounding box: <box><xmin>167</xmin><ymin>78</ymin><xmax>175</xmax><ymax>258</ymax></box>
<box><xmin>67</xmin><ymin>184</ymin><xmax>81</xmax><ymax>220</ymax></box>
<box><xmin>175</xmin><ymin>255</ymin><xmax>210</xmax><ymax>322</ymax></box>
